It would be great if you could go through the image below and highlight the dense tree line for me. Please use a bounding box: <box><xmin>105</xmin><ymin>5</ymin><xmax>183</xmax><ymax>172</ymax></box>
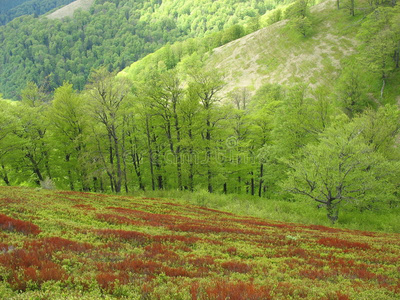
<box><xmin>0</xmin><ymin>0</ymin><xmax>31</xmax><ymax>14</ymax></box>
<box><xmin>0</xmin><ymin>0</ymin><xmax>75</xmax><ymax>25</ymax></box>
<box><xmin>0</xmin><ymin>0</ymin><xmax>291</xmax><ymax>99</ymax></box>
<box><xmin>1</xmin><ymin>59</ymin><xmax>399</xmax><ymax>224</ymax></box>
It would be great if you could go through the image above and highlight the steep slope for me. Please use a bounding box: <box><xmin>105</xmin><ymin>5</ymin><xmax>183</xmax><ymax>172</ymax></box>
<box><xmin>0</xmin><ymin>187</ymin><xmax>399</xmax><ymax>298</ymax></box>
<box><xmin>47</xmin><ymin>0</ymin><xmax>95</xmax><ymax>19</ymax></box>
<box><xmin>206</xmin><ymin>0</ymin><xmax>358</xmax><ymax>95</ymax></box>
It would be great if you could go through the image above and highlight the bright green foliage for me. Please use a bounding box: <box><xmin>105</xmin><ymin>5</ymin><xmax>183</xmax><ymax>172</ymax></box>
<box><xmin>85</xmin><ymin>68</ymin><xmax>132</xmax><ymax>193</ymax></box>
<box><xmin>290</xmin><ymin>16</ymin><xmax>312</xmax><ymax>37</ymax></box>
<box><xmin>336</xmin><ymin>65</ymin><xmax>371</xmax><ymax>118</ymax></box>
<box><xmin>47</xmin><ymin>82</ymin><xmax>89</xmax><ymax>191</ymax></box>
<box><xmin>358</xmin><ymin>5</ymin><xmax>400</xmax><ymax>98</ymax></box>
<box><xmin>0</xmin><ymin>99</ymin><xmax>18</xmax><ymax>186</ymax></box>
<box><xmin>284</xmin><ymin>0</ymin><xmax>310</xmax><ymax>18</ymax></box>
<box><xmin>284</xmin><ymin>111</ymin><xmax>400</xmax><ymax>223</ymax></box>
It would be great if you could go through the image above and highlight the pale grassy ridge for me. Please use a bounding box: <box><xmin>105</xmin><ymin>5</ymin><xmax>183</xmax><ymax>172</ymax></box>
<box><xmin>206</xmin><ymin>0</ymin><xmax>359</xmax><ymax>95</ymax></box>
<box><xmin>46</xmin><ymin>0</ymin><xmax>95</xmax><ymax>20</ymax></box>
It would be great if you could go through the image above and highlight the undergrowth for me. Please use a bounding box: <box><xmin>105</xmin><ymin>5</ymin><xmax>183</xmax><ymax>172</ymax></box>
<box><xmin>131</xmin><ymin>189</ymin><xmax>400</xmax><ymax>233</ymax></box>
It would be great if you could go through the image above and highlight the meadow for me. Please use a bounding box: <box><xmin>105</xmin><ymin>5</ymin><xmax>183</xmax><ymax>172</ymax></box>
<box><xmin>0</xmin><ymin>186</ymin><xmax>399</xmax><ymax>299</ymax></box>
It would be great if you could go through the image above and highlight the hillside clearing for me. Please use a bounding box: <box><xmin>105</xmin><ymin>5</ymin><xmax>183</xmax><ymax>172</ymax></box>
<box><xmin>46</xmin><ymin>0</ymin><xmax>94</xmax><ymax>20</ymax></box>
<box><xmin>207</xmin><ymin>0</ymin><xmax>358</xmax><ymax>95</ymax></box>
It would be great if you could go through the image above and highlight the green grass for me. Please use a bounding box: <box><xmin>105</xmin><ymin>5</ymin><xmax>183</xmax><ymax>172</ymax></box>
<box><xmin>128</xmin><ymin>189</ymin><xmax>400</xmax><ymax>233</ymax></box>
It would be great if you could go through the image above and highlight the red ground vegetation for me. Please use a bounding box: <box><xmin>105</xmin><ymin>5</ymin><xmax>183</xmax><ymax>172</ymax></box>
<box><xmin>0</xmin><ymin>213</ymin><xmax>41</xmax><ymax>235</ymax></box>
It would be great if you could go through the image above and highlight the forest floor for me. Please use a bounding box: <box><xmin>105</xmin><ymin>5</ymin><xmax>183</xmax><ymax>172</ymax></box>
<box><xmin>0</xmin><ymin>186</ymin><xmax>399</xmax><ymax>299</ymax></box>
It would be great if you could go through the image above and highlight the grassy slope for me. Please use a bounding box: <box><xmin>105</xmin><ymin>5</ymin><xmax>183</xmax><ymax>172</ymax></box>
<box><xmin>0</xmin><ymin>187</ymin><xmax>399</xmax><ymax>299</ymax></box>
<box><xmin>46</xmin><ymin>0</ymin><xmax>95</xmax><ymax>19</ymax></box>
<box><xmin>206</xmin><ymin>0</ymin><xmax>360</xmax><ymax>95</ymax></box>
<box><xmin>137</xmin><ymin>189</ymin><xmax>400</xmax><ymax>234</ymax></box>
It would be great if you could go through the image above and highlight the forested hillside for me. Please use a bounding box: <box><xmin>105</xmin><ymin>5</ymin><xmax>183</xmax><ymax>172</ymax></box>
<box><xmin>0</xmin><ymin>0</ymin><xmax>30</xmax><ymax>13</ymax></box>
<box><xmin>0</xmin><ymin>0</ymin><xmax>287</xmax><ymax>99</ymax></box>
<box><xmin>0</xmin><ymin>0</ymin><xmax>75</xmax><ymax>25</ymax></box>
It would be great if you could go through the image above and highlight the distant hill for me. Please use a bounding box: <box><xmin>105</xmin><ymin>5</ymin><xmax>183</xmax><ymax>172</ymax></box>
<box><xmin>0</xmin><ymin>0</ymin><xmax>30</xmax><ymax>13</ymax></box>
<box><xmin>0</xmin><ymin>0</ymin><xmax>75</xmax><ymax>25</ymax></box>
<box><xmin>0</xmin><ymin>0</ymin><xmax>289</xmax><ymax>99</ymax></box>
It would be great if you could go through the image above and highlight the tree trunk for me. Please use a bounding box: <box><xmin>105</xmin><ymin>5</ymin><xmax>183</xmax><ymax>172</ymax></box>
<box><xmin>109</xmin><ymin>174</ymin><xmax>115</xmax><ymax>193</ymax></box>
<box><xmin>81</xmin><ymin>169</ymin><xmax>90</xmax><ymax>192</ymax></box>
<box><xmin>207</xmin><ymin>169</ymin><xmax>213</xmax><ymax>193</ymax></box>
<box><xmin>173</xmin><ymin>104</ymin><xmax>183</xmax><ymax>190</ymax></box>
<box><xmin>337</xmin><ymin>0</ymin><xmax>340</xmax><ymax>9</ymax></box>
<box><xmin>121</xmin><ymin>122</ymin><xmax>129</xmax><ymax>193</ymax></box>
<box><xmin>250</xmin><ymin>172</ymin><xmax>255</xmax><ymax>196</ymax></box>
<box><xmin>145</xmin><ymin>116</ymin><xmax>155</xmax><ymax>191</ymax></box>
<box><xmin>258</xmin><ymin>163</ymin><xmax>264</xmax><ymax>197</ymax></box>
<box><xmin>26</xmin><ymin>153</ymin><xmax>44</xmax><ymax>185</ymax></box>
<box><xmin>326</xmin><ymin>201</ymin><xmax>339</xmax><ymax>224</ymax></box>
<box><xmin>157</xmin><ymin>175</ymin><xmax>163</xmax><ymax>190</ymax></box>
<box><xmin>349</xmin><ymin>0</ymin><xmax>355</xmax><ymax>16</ymax></box>
<box><xmin>107</xmin><ymin>132</ymin><xmax>116</xmax><ymax>192</ymax></box>
<box><xmin>135</xmin><ymin>152</ymin><xmax>145</xmax><ymax>191</ymax></box>
<box><xmin>237</xmin><ymin>176</ymin><xmax>242</xmax><ymax>193</ymax></box>
<box><xmin>65</xmin><ymin>154</ymin><xmax>74</xmax><ymax>191</ymax></box>
<box><xmin>380</xmin><ymin>76</ymin><xmax>386</xmax><ymax>99</ymax></box>
<box><xmin>123</xmin><ymin>157</ymin><xmax>129</xmax><ymax>193</ymax></box>
<box><xmin>131</xmin><ymin>148</ymin><xmax>145</xmax><ymax>191</ymax></box>
<box><xmin>206</xmin><ymin>118</ymin><xmax>213</xmax><ymax>193</ymax></box>
<box><xmin>153</xmin><ymin>133</ymin><xmax>164</xmax><ymax>190</ymax></box>
<box><xmin>1</xmin><ymin>164</ymin><xmax>10</xmax><ymax>186</ymax></box>
<box><xmin>188</xmin><ymin>127</ymin><xmax>194</xmax><ymax>192</ymax></box>
<box><xmin>111</xmin><ymin>125</ymin><xmax>122</xmax><ymax>193</ymax></box>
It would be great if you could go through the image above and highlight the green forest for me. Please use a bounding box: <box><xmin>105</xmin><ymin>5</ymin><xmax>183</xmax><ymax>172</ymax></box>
<box><xmin>0</xmin><ymin>0</ymin><xmax>75</xmax><ymax>25</ymax></box>
<box><xmin>0</xmin><ymin>0</ymin><xmax>288</xmax><ymax>99</ymax></box>
<box><xmin>0</xmin><ymin>0</ymin><xmax>400</xmax><ymax>228</ymax></box>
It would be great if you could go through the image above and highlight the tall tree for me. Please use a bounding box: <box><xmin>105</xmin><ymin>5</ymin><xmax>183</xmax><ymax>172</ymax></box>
<box><xmin>188</xmin><ymin>68</ymin><xmax>225</xmax><ymax>193</ymax></box>
<box><xmin>48</xmin><ymin>82</ymin><xmax>88</xmax><ymax>190</ymax></box>
<box><xmin>144</xmin><ymin>70</ymin><xmax>185</xmax><ymax>190</ymax></box>
<box><xmin>86</xmin><ymin>68</ymin><xmax>131</xmax><ymax>193</ymax></box>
